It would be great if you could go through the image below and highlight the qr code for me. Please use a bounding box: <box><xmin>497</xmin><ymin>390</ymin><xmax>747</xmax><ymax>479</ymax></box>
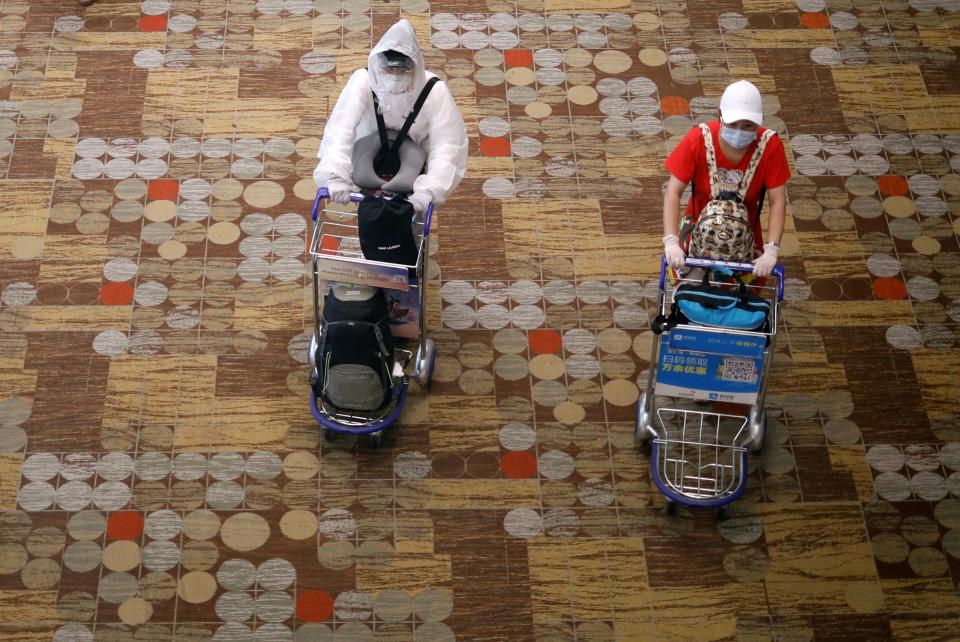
<box><xmin>721</xmin><ymin>357</ymin><xmax>756</xmax><ymax>383</ymax></box>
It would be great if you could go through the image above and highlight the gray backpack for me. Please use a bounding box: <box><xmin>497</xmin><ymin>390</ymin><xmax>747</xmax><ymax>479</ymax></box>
<box><xmin>315</xmin><ymin>284</ymin><xmax>395</xmax><ymax>412</ymax></box>
<box><xmin>350</xmin><ymin>77</ymin><xmax>438</xmax><ymax>194</ymax></box>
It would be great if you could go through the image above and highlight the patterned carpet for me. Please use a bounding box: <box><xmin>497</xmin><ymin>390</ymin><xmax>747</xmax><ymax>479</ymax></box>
<box><xmin>0</xmin><ymin>0</ymin><xmax>959</xmax><ymax>640</ymax></box>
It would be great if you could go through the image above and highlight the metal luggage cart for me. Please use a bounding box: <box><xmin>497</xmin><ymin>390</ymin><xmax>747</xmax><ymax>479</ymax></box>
<box><xmin>306</xmin><ymin>187</ymin><xmax>436</xmax><ymax>446</ymax></box>
<box><xmin>636</xmin><ymin>256</ymin><xmax>785</xmax><ymax>514</ymax></box>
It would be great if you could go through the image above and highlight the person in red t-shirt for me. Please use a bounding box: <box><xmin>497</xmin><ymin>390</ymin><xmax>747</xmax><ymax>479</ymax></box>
<box><xmin>662</xmin><ymin>80</ymin><xmax>791</xmax><ymax>278</ymax></box>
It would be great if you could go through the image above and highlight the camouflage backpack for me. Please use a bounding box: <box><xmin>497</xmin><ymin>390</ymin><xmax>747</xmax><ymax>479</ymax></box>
<box><xmin>689</xmin><ymin>123</ymin><xmax>774</xmax><ymax>262</ymax></box>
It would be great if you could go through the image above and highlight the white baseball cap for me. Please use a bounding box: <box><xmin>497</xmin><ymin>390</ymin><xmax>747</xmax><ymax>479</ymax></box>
<box><xmin>720</xmin><ymin>80</ymin><xmax>763</xmax><ymax>126</ymax></box>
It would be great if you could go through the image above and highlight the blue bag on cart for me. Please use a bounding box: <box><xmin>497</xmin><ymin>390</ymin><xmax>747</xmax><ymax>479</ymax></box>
<box><xmin>672</xmin><ymin>273</ymin><xmax>769</xmax><ymax>331</ymax></box>
<box><xmin>315</xmin><ymin>284</ymin><xmax>396</xmax><ymax>412</ymax></box>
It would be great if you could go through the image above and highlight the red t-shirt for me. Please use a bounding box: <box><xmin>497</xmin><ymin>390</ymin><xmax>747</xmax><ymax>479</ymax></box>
<box><xmin>665</xmin><ymin>121</ymin><xmax>791</xmax><ymax>252</ymax></box>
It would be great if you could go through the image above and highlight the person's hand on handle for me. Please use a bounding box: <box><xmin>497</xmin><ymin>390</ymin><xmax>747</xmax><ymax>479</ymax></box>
<box><xmin>663</xmin><ymin>234</ymin><xmax>686</xmax><ymax>271</ymax></box>
<box><xmin>407</xmin><ymin>191</ymin><xmax>431</xmax><ymax>214</ymax></box>
<box><xmin>327</xmin><ymin>180</ymin><xmax>352</xmax><ymax>204</ymax></box>
<box><xmin>752</xmin><ymin>242</ymin><xmax>779</xmax><ymax>277</ymax></box>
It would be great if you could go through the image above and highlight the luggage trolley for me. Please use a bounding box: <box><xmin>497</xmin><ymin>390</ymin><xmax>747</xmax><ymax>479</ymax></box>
<box><xmin>636</xmin><ymin>256</ymin><xmax>784</xmax><ymax>514</ymax></box>
<box><xmin>306</xmin><ymin>187</ymin><xmax>436</xmax><ymax>446</ymax></box>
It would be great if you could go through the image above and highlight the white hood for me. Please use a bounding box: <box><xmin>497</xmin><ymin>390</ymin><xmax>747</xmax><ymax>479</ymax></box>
<box><xmin>367</xmin><ymin>19</ymin><xmax>426</xmax><ymax>117</ymax></box>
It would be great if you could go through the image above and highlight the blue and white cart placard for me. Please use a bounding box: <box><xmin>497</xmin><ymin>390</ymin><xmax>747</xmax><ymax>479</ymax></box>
<box><xmin>653</xmin><ymin>328</ymin><xmax>765</xmax><ymax>405</ymax></box>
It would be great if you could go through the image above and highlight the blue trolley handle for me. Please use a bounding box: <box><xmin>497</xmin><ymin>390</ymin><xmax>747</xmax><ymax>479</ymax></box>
<box><xmin>312</xmin><ymin>187</ymin><xmax>434</xmax><ymax>238</ymax></box>
<box><xmin>658</xmin><ymin>255</ymin><xmax>785</xmax><ymax>301</ymax></box>
<box><xmin>311</xmin><ymin>187</ymin><xmax>365</xmax><ymax>219</ymax></box>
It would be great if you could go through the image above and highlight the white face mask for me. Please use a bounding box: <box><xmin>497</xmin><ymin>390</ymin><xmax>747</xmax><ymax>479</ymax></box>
<box><xmin>374</xmin><ymin>71</ymin><xmax>416</xmax><ymax>114</ymax></box>
<box><xmin>381</xmin><ymin>74</ymin><xmax>409</xmax><ymax>93</ymax></box>
<box><xmin>720</xmin><ymin>124</ymin><xmax>757</xmax><ymax>149</ymax></box>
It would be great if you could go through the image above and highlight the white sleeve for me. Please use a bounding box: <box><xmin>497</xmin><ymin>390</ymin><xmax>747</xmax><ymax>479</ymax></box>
<box><xmin>412</xmin><ymin>81</ymin><xmax>468</xmax><ymax>205</ymax></box>
<box><xmin>313</xmin><ymin>70</ymin><xmax>369</xmax><ymax>188</ymax></box>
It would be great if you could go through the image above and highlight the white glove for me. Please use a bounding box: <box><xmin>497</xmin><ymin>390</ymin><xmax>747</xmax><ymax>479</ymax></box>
<box><xmin>326</xmin><ymin>180</ymin><xmax>352</xmax><ymax>204</ymax></box>
<box><xmin>752</xmin><ymin>242</ymin><xmax>779</xmax><ymax>277</ymax></box>
<box><xmin>663</xmin><ymin>234</ymin><xmax>686</xmax><ymax>271</ymax></box>
<box><xmin>407</xmin><ymin>191</ymin><xmax>432</xmax><ymax>214</ymax></box>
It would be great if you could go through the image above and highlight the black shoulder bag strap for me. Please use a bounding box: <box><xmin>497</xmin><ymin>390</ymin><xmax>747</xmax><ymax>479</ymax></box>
<box><xmin>395</xmin><ymin>77</ymin><xmax>439</xmax><ymax>148</ymax></box>
<box><xmin>372</xmin><ymin>93</ymin><xmax>390</xmax><ymax>151</ymax></box>
<box><xmin>370</xmin><ymin>76</ymin><xmax>440</xmax><ymax>155</ymax></box>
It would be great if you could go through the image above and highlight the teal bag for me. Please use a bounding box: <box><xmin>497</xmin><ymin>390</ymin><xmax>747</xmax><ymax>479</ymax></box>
<box><xmin>671</xmin><ymin>272</ymin><xmax>769</xmax><ymax>331</ymax></box>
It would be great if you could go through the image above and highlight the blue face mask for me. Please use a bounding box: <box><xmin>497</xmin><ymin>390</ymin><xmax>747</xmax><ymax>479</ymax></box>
<box><xmin>720</xmin><ymin>124</ymin><xmax>757</xmax><ymax>149</ymax></box>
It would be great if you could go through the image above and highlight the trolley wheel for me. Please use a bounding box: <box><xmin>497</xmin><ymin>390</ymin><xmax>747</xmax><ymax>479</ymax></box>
<box><xmin>665</xmin><ymin>501</ymin><xmax>678</xmax><ymax>517</ymax></box>
<box><xmin>635</xmin><ymin>391</ymin><xmax>651</xmax><ymax>444</ymax></box>
<box><xmin>307</xmin><ymin>333</ymin><xmax>319</xmax><ymax>370</ymax></box>
<box><xmin>416</xmin><ymin>338</ymin><xmax>436</xmax><ymax>389</ymax></box>
<box><xmin>716</xmin><ymin>506</ymin><xmax>728</xmax><ymax>521</ymax></box>
<box><xmin>323</xmin><ymin>429</ymin><xmax>337</xmax><ymax>442</ymax></box>
<box><xmin>368</xmin><ymin>431</ymin><xmax>384</xmax><ymax>448</ymax></box>
<box><xmin>748</xmin><ymin>407</ymin><xmax>767</xmax><ymax>453</ymax></box>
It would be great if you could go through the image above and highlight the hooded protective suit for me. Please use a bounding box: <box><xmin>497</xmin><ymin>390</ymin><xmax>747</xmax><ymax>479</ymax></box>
<box><xmin>313</xmin><ymin>19</ymin><xmax>468</xmax><ymax>207</ymax></box>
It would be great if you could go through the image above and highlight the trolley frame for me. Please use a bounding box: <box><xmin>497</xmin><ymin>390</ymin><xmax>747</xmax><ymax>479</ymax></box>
<box><xmin>306</xmin><ymin>187</ymin><xmax>436</xmax><ymax>439</ymax></box>
<box><xmin>636</xmin><ymin>256</ymin><xmax>785</xmax><ymax>509</ymax></box>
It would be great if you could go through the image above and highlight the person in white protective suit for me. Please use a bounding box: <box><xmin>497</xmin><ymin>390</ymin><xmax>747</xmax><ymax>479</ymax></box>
<box><xmin>313</xmin><ymin>19</ymin><xmax>468</xmax><ymax>213</ymax></box>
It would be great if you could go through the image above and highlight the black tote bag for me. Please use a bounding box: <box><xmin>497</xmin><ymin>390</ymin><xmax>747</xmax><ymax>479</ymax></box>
<box><xmin>357</xmin><ymin>194</ymin><xmax>418</xmax><ymax>265</ymax></box>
